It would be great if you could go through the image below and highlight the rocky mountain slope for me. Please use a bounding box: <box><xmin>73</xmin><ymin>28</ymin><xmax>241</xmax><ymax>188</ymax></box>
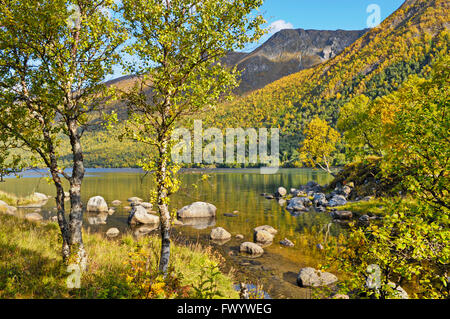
<box><xmin>209</xmin><ymin>0</ymin><xmax>449</xmax><ymax>163</ymax></box>
<box><xmin>222</xmin><ymin>28</ymin><xmax>368</xmax><ymax>94</ymax></box>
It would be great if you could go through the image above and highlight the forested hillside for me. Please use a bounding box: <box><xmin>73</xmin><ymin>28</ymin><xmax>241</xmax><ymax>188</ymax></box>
<box><xmin>45</xmin><ymin>0</ymin><xmax>450</xmax><ymax>168</ymax></box>
<box><xmin>207</xmin><ymin>0</ymin><xmax>449</xmax><ymax>166</ymax></box>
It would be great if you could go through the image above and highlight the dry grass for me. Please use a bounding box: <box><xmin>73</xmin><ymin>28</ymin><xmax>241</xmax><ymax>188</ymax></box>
<box><xmin>0</xmin><ymin>213</ymin><xmax>238</xmax><ymax>299</ymax></box>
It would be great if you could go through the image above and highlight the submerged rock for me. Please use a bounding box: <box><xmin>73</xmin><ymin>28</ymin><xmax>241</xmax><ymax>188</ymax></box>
<box><xmin>111</xmin><ymin>200</ymin><xmax>122</xmax><ymax>206</ymax></box>
<box><xmin>297</xmin><ymin>267</ymin><xmax>338</xmax><ymax>287</ymax></box>
<box><xmin>332</xmin><ymin>210</ymin><xmax>353</xmax><ymax>220</ymax></box>
<box><xmin>86</xmin><ymin>196</ymin><xmax>109</xmax><ymax>212</ymax></box>
<box><xmin>177</xmin><ymin>202</ymin><xmax>217</xmax><ymax>218</ymax></box>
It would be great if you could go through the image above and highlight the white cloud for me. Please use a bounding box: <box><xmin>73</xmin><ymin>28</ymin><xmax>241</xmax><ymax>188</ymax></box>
<box><xmin>268</xmin><ymin>20</ymin><xmax>294</xmax><ymax>34</ymax></box>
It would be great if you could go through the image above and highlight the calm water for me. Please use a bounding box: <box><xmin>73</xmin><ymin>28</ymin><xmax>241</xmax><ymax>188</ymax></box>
<box><xmin>1</xmin><ymin>168</ymin><xmax>341</xmax><ymax>298</ymax></box>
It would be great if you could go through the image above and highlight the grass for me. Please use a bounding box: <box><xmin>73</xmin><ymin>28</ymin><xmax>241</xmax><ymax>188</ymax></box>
<box><xmin>328</xmin><ymin>197</ymin><xmax>418</xmax><ymax>217</ymax></box>
<box><xmin>328</xmin><ymin>199</ymin><xmax>387</xmax><ymax>216</ymax></box>
<box><xmin>0</xmin><ymin>190</ymin><xmax>48</xmax><ymax>206</ymax></box>
<box><xmin>0</xmin><ymin>213</ymin><xmax>238</xmax><ymax>299</ymax></box>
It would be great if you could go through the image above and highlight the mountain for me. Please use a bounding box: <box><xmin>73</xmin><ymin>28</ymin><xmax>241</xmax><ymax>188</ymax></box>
<box><xmin>105</xmin><ymin>29</ymin><xmax>367</xmax><ymax>99</ymax></box>
<box><xmin>208</xmin><ymin>0</ymin><xmax>449</xmax><ymax>164</ymax></box>
<box><xmin>74</xmin><ymin>0</ymin><xmax>449</xmax><ymax>168</ymax></box>
<box><xmin>222</xmin><ymin>28</ymin><xmax>368</xmax><ymax>94</ymax></box>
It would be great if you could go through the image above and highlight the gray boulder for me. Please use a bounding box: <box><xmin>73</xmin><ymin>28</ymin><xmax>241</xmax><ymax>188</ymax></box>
<box><xmin>328</xmin><ymin>195</ymin><xmax>347</xmax><ymax>207</ymax></box>
<box><xmin>210</xmin><ymin>227</ymin><xmax>232</xmax><ymax>241</ymax></box>
<box><xmin>253</xmin><ymin>225</ymin><xmax>278</xmax><ymax>235</ymax></box>
<box><xmin>297</xmin><ymin>267</ymin><xmax>338</xmax><ymax>287</ymax></box>
<box><xmin>128</xmin><ymin>205</ymin><xmax>160</xmax><ymax>225</ymax></box>
<box><xmin>177</xmin><ymin>202</ymin><xmax>217</xmax><ymax>218</ymax></box>
<box><xmin>286</xmin><ymin>197</ymin><xmax>311</xmax><ymax>211</ymax></box>
<box><xmin>240</xmin><ymin>242</ymin><xmax>264</xmax><ymax>255</ymax></box>
<box><xmin>86</xmin><ymin>196</ymin><xmax>109</xmax><ymax>212</ymax></box>
<box><xmin>254</xmin><ymin>229</ymin><xmax>274</xmax><ymax>245</ymax></box>
<box><xmin>280</xmin><ymin>238</ymin><xmax>294</xmax><ymax>247</ymax></box>
<box><xmin>276</xmin><ymin>187</ymin><xmax>287</xmax><ymax>197</ymax></box>
<box><xmin>313</xmin><ymin>193</ymin><xmax>328</xmax><ymax>207</ymax></box>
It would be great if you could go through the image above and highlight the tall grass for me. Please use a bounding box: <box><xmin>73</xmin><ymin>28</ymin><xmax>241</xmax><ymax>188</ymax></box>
<box><xmin>0</xmin><ymin>214</ymin><xmax>238</xmax><ymax>299</ymax></box>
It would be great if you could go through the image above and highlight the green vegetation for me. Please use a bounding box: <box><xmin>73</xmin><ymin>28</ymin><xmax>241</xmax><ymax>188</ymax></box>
<box><xmin>115</xmin><ymin>0</ymin><xmax>265</xmax><ymax>274</ymax></box>
<box><xmin>298</xmin><ymin>116</ymin><xmax>340</xmax><ymax>175</ymax></box>
<box><xmin>0</xmin><ymin>213</ymin><xmax>238</xmax><ymax>298</ymax></box>
<box><xmin>323</xmin><ymin>56</ymin><xmax>449</xmax><ymax>299</ymax></box>
<box><xmin>329</xmin><ymin>199</ymin><xmax>386</xmax><ymax>216</ymax></box>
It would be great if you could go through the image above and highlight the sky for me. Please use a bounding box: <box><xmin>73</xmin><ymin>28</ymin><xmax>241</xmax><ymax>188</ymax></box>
<box><xmin>108</xmin><ymin>0</ymin><xmax>406</xmax><ymax>81</ymax></box>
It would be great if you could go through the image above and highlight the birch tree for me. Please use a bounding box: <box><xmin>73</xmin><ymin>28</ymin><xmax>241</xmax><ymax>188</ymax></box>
<box><xmin>119</xmin><ymin>0</ymin><xmax>265</xmax><ymax>274</ymax></box>
<box><xmin>0</xmin><ymin>0</ymin><xmax>127</xmax><ymax>267</ymax></box>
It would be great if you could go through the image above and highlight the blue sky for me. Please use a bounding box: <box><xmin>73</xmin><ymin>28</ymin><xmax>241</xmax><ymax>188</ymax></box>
<box><xmin>248</xmin><ymin>0</ymin><xmax>405</xmax><ymax>50</ymax></box>
<box><xmin>108</xmin><ymin>0</ymin><xmax>406</xmax><ymax>81</ymax></box>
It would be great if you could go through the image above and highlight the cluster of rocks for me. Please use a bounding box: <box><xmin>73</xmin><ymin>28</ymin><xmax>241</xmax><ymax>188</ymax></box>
<box><xmin>271</xmin><ymin>182</ymin><xmax>379</xmax><ymax>225</ymax></box>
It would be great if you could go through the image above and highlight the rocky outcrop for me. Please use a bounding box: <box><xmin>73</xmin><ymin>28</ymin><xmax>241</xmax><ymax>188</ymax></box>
<box><xmin>297</xmin><ymin>267</ymin><xmax>338</xmax><ymax>287</ymax></box>
<box><xmin>177</xmin><ymin>202</ymin><xmax>217</xmax><ymax>218</ymax></box>
<box><xmin>86</xmin><ymin>196</ymin><xmax>109</xmax><ymax>212</ymax></box>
